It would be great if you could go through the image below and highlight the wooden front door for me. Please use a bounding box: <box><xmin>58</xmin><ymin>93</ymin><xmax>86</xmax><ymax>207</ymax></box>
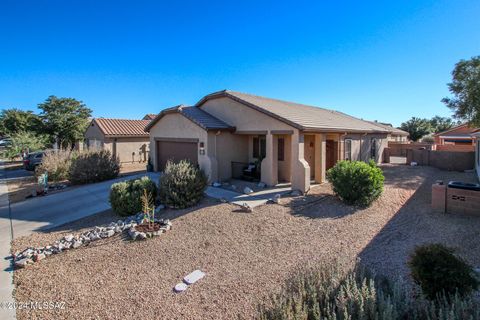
<box><xmin>326</xmin><ymin>140</ymin><xmax>336</xmax><ymax>170</ymax></box>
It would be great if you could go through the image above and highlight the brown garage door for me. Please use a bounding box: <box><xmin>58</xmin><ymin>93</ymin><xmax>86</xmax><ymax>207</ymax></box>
<box><xmin>156</xmin><ymin>140</ymin><xmax>198</xmax><ymax>171</ymax></box>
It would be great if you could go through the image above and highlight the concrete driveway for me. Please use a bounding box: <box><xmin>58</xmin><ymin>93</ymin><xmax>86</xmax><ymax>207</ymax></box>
<box><xmin>0</xmin><ymin>162</ymin><xmax>160</xmax><ymax>319</ymax></box>
<box><xmin>0</xmin><ymin>168</ymin><xmax>33</xmax><ymax>183</ymax></box>
<box><xmin>0</xmin><ymin>172</ymin><xmax>161</xmax><ymax>239</ymax></box>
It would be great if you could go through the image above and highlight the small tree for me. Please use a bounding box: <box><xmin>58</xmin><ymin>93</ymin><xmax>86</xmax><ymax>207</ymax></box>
<box><xmin>141</xmin><ymin>189</ymin><xmax>155</xmax><ymax>229</ymax></box>
<box><xmin>399</xmin><ymin>117</ymin><xmax>432</xmax><ymax>141</ymax></box>
<box><xmin>2</xmin><ymin>131</ymin><xmax>48</xmax><ymax>160</ymax></box>
<box><xmin>0</xmin><ymin>108</ymin><xmax>43</xmax><ymax>136</ymax></box>
<box><xmin>442</xmin><ymin>56</ymin><xmax>480</xmax><ymax>126</ymax></box>
<box><xmin>38</xmin><ymin>96</ymin><xmax>92</xmax><ymax>149</ymax></box>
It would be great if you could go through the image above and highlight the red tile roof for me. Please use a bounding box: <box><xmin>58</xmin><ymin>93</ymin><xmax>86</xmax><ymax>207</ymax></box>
<box><xmin>93</xmin><ymin>118</ymin><xmax>151</xmax><ymax>137</ymax></box>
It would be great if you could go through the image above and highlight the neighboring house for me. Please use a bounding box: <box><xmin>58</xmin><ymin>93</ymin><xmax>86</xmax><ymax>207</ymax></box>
<box><xmin>85</xmin><ymin>118</ymin><xmax>151</xmax><ymax>164</ymax></box>
<box><xmin>367</xmin><ymin>121</ymin><xmax>409</xmax><ymax>142</ymax></box>
<box><xmin>474</xmin><ymin>132</ymin><xmax>480</xmax><ymax>181</ymax></box>
<box><xmin>143</xmin><ymin>114</ymin><xmax>157</xmax><ymax>120</ymax></box>
<box><xmin>433</xmin><ymin>123</ymin><xmax>479</xmax><ymax>145</ymax></box>
<box><xmin>146</xmin><ymin>90</ymin><xmax>392</xmax><ymax>193</ymax></box>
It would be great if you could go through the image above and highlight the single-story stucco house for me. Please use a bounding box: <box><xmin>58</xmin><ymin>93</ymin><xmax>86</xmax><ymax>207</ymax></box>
<box><xmin>85</xmin><ymin>117</ymin><xmax>151</xmax><ymax>164</ymax></box>
<box><xmin>145</xmin><ymin>90</ymin><xmax>392</xmax><ymax>193</ymax></box>
<box><xmin>433</xmin><ymin>123</ymin><xmax>479</xmax><ymax>146</ymax></box>
<box><xmin>367</xmin><ymin>121</ymin><xmax>409</xmax><ymax>142</ymax></box>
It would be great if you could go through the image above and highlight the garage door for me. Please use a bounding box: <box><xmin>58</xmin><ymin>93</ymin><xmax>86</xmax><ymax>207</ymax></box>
<box><xmin>156</xmin><ymin>140</ymin><xmax>198</xmax><ymax>171</ymax></box>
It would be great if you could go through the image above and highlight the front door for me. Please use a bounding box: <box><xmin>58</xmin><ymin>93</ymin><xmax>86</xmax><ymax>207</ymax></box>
<box><xmin>326</xmin><ymin>140</ymin><xmax>336</xmax><ymax>170</ymax></box>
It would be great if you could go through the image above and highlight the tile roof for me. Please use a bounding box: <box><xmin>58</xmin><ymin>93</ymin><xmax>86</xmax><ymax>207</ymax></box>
<box><xmin>365</xmin><ymin>121</ymin><xmax>409</xmax><ymax>136</ymax></box>
<box><xmin>144</xmin><ymin>105</ymin><xmax>234</xmax><ymax>132</ymax></box>
<box><xmin>196</xmin><ymin>90</ymin><xmax>390</xmax><ymax>133</ymax></box>
<box><xmin>93</xmin><ymin>118</ymin><xmax>151</xmax><ymax>137</ymax></box>
<box><xmin>143</xmin><ymin>114</ymin><xmax>157</xmax><ymax>120</ymax></box>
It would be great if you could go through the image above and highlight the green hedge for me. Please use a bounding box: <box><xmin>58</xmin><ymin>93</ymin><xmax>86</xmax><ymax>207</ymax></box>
<box><xmin>109</xmin><ymin>176</ymin><xmax>157</xmax><ymax>216</ymax></box>
<box><xmin>159</xmin><ymin>160</ymin><xmax>208</xmax><ymax>209</ymax></box>
<box><xmin>326</xmin><ymin>160</ymin><xmax>384</xmax><ymax>207</ymax></box>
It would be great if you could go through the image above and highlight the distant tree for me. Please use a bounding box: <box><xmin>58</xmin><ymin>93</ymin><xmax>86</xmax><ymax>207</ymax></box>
<box><xmin>428</xmin><ymin>115</ymin><xmax>458</xmax><ymax>133</ymax></box>
<box><xmin>0</xmin><ymin>108</ymin><xmax>42</xmax><ymax>136</ymax></box>
<box><xmin>38</xmin><ymin>96</ymin><xmax>92</xmax><ymax>148</ymax></box>
<box><xmin>400</xmin><ymin>117</ymin><xmax>432</xmax><ymax>142</ymax></box>
<box><xmin>442</xmin><ymin>56</ymin><xmax>480</xmax><ymax>126</ymax></box>
<box><xmin>1</xmin><ymin>131</ymin><xmax>49</xmax><ymax>160</ymax></box>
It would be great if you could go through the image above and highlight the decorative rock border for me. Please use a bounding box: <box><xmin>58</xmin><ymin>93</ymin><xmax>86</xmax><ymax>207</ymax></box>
<box><xmin>12</xmin><ymin>212</ymin><xmax>172</xmax><ymax>269</ymax></box>
<box><xmin>127</xmin><ymin>220</ymin><xmax>172</xmax><ymax>240</ymax></box>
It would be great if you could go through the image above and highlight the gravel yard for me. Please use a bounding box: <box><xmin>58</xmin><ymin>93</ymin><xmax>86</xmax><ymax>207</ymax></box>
<box><xmin>12</xmin><ymin>164</ymin><xmax>480</xmax><ymax>320</ymax></box>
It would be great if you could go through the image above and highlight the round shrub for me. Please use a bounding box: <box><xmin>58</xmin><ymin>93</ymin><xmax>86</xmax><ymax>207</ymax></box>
<box><xmin>69</xmin><ymin>150</ymin><xmax>120</xmax><ymax>184</ymax></box>
<box><xmin>326</xmin><ymin>160</ymin><xmax>384</xmax><ymax>207</ymax></box>
<box><xmin>408</xmin><ymin>243</ymin><xmax>479</xmax><ymax>300</ymax></box>
<box><xmin>109</xmin><ymin>176</ymin><xmax>158</xmax><ymax>216</ymax></box>
<box><xmin>159</xmin><ymin>160</ymin><xmax>208</xmax><ymax>209</ymax></box>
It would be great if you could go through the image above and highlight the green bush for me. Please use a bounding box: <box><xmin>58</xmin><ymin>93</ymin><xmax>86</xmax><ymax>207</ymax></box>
<box><xmin>35</xmin><ymin>150</ymin><xmax>73</xmax><ymax>182</ymax></box>
<box><xmin>326</xmin><ymin>160</ymin><xmax>384</xmax><ymax>207</ymax></box>
<box><xmin>159</xmin><ymin>160</ymin><xmax>208</xmax><ymax>209</ymax></box>
<box><xmin>109</xmin><ymin>176</ymin><xmax>158</xmax><ymax>216</ymax></box>
<box><xmin>257</xmin><ymin>261</ymin><xmax>480</xmax><ymax>320</ymax></box>
<box><xmin>409</xmin><ymin>243</ymin><xmax>479</xmax><ymax>300</ymax></box>
<box><xmin>69</xmin><ymin>150</ymin><xmax>120</xmax><ymax>184</ymax></box>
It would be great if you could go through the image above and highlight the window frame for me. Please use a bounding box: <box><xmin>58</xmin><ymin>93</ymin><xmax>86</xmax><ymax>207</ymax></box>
<box><xmin>370</xmin><ymin>138</ymin><xmax>377</xmax><ymax>160</ymax></box>
<box><xmin>344</xmin><ymin>139</ymin><xmax>352</xmax><ymax>161</ymax></box>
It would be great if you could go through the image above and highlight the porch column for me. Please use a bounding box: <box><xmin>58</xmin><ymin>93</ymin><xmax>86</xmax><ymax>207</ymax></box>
<box><xmin>291</xmin><ymin>131</ymin><xmax>310</xmax><ymax>193</ymax></box>
<box><xmin>261</xmin><ymin>132</ymin><xmax>278</xmax><ymax>186</ymax></box>
<box><xmin>314</xmin><ymin>134</ymin><xmax>326</xmax><ymax>183</ymax></box>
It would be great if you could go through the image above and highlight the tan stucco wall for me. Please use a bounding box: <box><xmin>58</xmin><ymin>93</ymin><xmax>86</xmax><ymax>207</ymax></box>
<box><xmin>148</xmin><ymin>113</ymin><xmax>213</xmax><ymax>179</ymax></box>
<box><xmin>277</xmin><ymin>135</ymin><xmax>292</xmax><ymax>182</ymax></box>
<box><xmin>199</xmin><ymin>97</ymin><xmax>296</xmax><ymax>132</ymax></box>
<box><xmin>85</xmin><ymin>121</ymin><xmax>105</xmax><ymax>147</ymax></box>
<box><xmin>343</xmin><ymin>133</ymin><xmax>388</xmax><ymax>163</ymax></box>
<box><xmin>208</xmin><ymin>131</ymin><xmax>249</xmax><ymax>182</ymax></box>
<box><xmin>112</xmin><ymin>137</ymin><xmax>149</xmax><ymax>164</ymax></box>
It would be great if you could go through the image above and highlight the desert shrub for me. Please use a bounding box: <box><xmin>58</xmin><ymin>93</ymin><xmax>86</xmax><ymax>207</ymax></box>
<box><xmin>69</xmin><ymin>149</ymin><xmax>120</xmax><ymax>184</ymax></box>
<box><xmin>109</xmin><ymin>176</ymin><xmax>157</xmax><ymax>216</ymax></box>
<box><xmin>159</xmin><ymin>160</ymin><xmax>208</xmax><ymax>209</ymax></box>
<box><xmin>35</xmin><ymin>150</ymin><xmax>73</xmax><ymax>182</ymax></box>
<box><xmin>326</xmin><ymin>160</ymin><xmax>384</xmax><ymax>207</ymax></box>
<box><xmin>409</xmin><ymin>243</ymin><xmax>479</xmax><ymax>300</ymax></box>
<box><xmin>257</xmin><ymin>261</ymin><xmax>480</xmax><ymax>320</ymax></box>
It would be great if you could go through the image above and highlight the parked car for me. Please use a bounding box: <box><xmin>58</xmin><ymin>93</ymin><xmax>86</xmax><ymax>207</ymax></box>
<box><xmin>0</xmin><ymin>138</ymin><xmax>12</xmax><ymax>147</ymax></box>
<box><xmin>23</xmin><ymin>151</ymin><xmax>45</xmax><ymax>171</ymax></box>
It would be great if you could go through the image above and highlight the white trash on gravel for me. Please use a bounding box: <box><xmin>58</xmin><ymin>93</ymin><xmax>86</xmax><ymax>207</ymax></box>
<box><xmin>174</xmin><ymin>283</ymin><xmax>188</xmax><ymax>292</ymax></box>
<box><xmin>184</xmin><ymin>269</ymin><xmax>206</xmax><ymax>285</ymax></box>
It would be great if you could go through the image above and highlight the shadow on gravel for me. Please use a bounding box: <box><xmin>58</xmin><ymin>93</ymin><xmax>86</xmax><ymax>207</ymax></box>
<box><xmin>358</xmin><ymin>166</ymin><xmax>480</xmax><ymax>281</ymax></box>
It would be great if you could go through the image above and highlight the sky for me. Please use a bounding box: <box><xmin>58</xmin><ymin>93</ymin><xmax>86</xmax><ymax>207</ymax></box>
<box><xmin>0</xmin><ymin>0</ymin><xmax>479</xmax><ymax>127</ymax></box>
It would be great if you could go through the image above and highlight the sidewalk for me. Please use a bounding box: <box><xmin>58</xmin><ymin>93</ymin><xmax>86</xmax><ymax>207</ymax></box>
<box><xmin>205</xmin><ymin>185</ymin><xmax>292</xmax><ymax>208</ymax></box>
<box><xmin>0</xmin><ymin>161</ymin><xmax>16</xmax><ymax>319</ymax></box>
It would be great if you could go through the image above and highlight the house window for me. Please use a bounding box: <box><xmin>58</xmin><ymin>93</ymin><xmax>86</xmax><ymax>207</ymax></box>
<box><xmin>252</xmin><ymin>136</ymin><xmax>267</xmax><ymax>159</ymax></box>
<box><xmin>370</xmin><ymin>138</ymin><xmax>377</xmax><ymax>160</ymax></box>
<box><xmin>253</xmin><ymin>137</ymin><xmax>259</xmax><ymax>158</ymax></box>
<box><xmin>278</xmin><ymin>138</ymin><xmax>285</xmax><ymax>161</ymax></box>
<box><xmin>344</xmin><ymin>139</ymin><xmax>352</xmax><ymax>161</ymax></box>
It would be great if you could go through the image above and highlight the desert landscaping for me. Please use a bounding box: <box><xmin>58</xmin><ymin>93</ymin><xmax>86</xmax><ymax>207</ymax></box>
<box><xmin>10</xmin><ymin>164</ymin><xmax>480</xmax><ymax>319</ymax></box>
